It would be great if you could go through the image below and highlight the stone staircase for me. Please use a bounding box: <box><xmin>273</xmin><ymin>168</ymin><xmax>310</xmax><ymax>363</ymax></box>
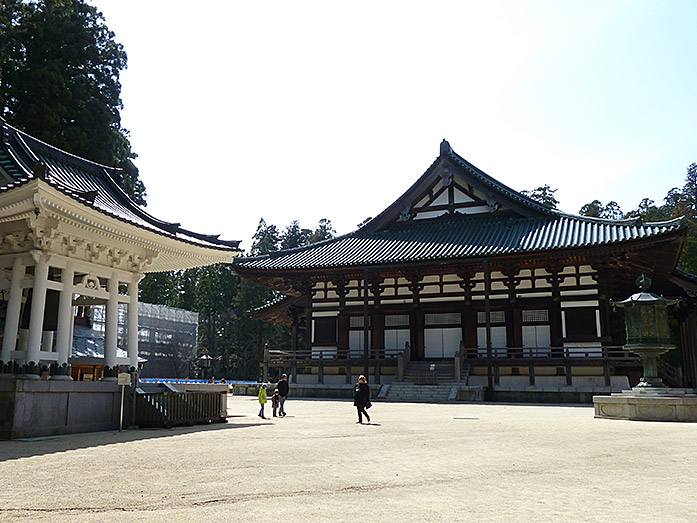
<box><xmin>403</xmin><ymin>361</ymin><xmax>456</xmax><ymax>383</ymax></box>
<box><xmin>385</xmin><ymin>382</ymin><xmax>455</xmax><ymax>402</ymax></box>
<box><xmin>382</xmin><ymin>360</ymin><xmax>472</xmax><ymax>402</ymax></box>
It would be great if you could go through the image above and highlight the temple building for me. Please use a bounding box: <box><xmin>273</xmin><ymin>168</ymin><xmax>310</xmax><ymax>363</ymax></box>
<box><xmin>0</xmin><ymin>119</ymin><xmax>240</xmax><ymax>380</ymax></box>
<box><xmin>234</xmin><ymin>140</ymin><xmax>697</xmax><ymax>401</ymax></box>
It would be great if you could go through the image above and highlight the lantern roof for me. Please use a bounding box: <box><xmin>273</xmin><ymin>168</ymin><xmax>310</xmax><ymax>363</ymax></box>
<box><xmin>614</xmin><ymin>292</ymin><xmax>680</xmax><ymax>307</ymax></box>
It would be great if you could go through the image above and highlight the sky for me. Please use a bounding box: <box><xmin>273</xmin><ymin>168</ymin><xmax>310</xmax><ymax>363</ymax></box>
<box><xmin>93</xmin><ymin>0</ymin><xmax>697</xmax><ymax>253</ymax></box>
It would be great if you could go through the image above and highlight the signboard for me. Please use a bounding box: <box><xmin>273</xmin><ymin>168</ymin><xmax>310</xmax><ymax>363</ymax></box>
<box><xmin>118</xmin><ymin>373</ymin><xmax>131</xmax><ymax>386</ymax></box>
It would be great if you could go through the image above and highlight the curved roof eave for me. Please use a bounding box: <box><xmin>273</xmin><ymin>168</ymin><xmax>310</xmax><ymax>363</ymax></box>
<box><xmin>0</xmin><ymin>119</ymin><xmax>240</xmax><ymax>252</ymax></box>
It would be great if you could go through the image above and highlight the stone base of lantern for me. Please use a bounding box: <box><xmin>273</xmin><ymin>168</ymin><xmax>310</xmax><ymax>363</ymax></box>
<box><xmin>593</xmin><ymin>388</ymin><xmax>697</xmax><ymax>422</ymax></box>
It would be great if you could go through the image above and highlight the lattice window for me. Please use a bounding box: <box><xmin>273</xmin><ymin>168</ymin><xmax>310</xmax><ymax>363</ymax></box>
<box><xmin>477</xmin><ymin>311</ymin><xmax>506</xmax><ymax>324</ymax></box>
<box><xmin>522</xmin><ymin>309</ymin><xmax>549</xmax><ymax>323</ymax></box>
<box><xmin>350</xmin><ymin>316</ymin><xmax>371</xmax><ymax>328</ymax></box>
<box><xmin>385</xmin><ymin>315</ymin><xmax>410</xmax><ymax>327</ymax></box>
<box><xmin>425</xmin><ymin>313</ymin><xmax>461</xmax><ymax>326</ymax></box>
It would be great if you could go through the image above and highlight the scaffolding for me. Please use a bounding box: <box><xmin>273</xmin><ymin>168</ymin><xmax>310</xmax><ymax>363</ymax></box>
<box><xmin>86</xmin><ymin>303</ymin><xmax>199</xmax><ymax>378</ymax></box>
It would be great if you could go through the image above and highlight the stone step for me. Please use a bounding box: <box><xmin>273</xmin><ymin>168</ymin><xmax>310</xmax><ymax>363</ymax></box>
<box><xmin>385</xmin><ymin>382</ymin><xmax>456</xmax><ymax>402</ymax></box>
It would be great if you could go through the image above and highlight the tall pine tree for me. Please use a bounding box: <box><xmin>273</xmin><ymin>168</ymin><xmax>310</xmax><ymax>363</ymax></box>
<box><xmin>0</xmin><ymin>0</ymin><xmax>146</xmax><ymax>204</ymax></box>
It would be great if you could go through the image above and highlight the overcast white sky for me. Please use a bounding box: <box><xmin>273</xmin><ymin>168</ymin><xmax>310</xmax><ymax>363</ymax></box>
<box><xmin>94</xmin><ymin>0</ymin><xmax>697</xmax><ymax>253</ymax></box>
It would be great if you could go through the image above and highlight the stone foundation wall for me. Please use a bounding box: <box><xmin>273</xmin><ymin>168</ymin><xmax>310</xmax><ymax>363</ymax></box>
<box><xmin>0</xmin><ymin>378</ymin><xmax>123</xmax><ymax>440</ymax></box>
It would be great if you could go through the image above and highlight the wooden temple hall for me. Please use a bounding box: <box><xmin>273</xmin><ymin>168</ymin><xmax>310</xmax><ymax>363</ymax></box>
<box><xmin>234</xmin><ymin>140</ymin><xmax>697</xmax><ymax>399</ymax></box>
<box><xmin>0</xmin><ymin>119</ymin><xmax>240</xmax><ymax>380</ymax></box>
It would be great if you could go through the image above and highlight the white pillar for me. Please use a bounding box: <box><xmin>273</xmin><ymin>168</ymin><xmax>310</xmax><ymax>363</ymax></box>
<box><xmin>26</xmin><ymin>255</ymin><xmax>49</xmax><ymax>375</ymax></box>
<box><xmin>104</xmin><ymin>272</ymin><xmax>119</xmax><ymax>376</ymax></box>
<box><xmin>128</xmin><ymin>277</ymin><xmax>139</xmax><ymax>370</ymax></box>
<box><xmin>41</xmin><ymin>331</ymin><xmax>53</xmax><ymax>352</ymax></box>
<box><xmin>1</xmin><ymin>257</ymin><xmax>24</xmax><ymax>365</ymax></box>
<box><xmin>18</xmin><ymin>329</ymin><xmax>28</xmax><ymax>351</ymax></box>
<box><xmin>54</xmin><ymin>263</ymin><xmax>75</xmax><ymax>378</ymax></box>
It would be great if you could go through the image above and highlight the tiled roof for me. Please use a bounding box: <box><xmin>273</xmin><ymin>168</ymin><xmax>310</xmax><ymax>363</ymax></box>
<box><xmin>0</xmin><ymin>120</ymin><xmax>239</xmax><ymax>250</ymax></box>
<box><xmin>235</xmin><ymin>213</ymin><xmax>684</xmax><ymax>271</ymax></box>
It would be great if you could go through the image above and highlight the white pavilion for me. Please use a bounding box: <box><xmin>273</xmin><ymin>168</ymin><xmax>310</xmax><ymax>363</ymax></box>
<box><xmin>0</xmin><ymin>119</ymin><xmax>240</xmax><ymax>380</ymax></box>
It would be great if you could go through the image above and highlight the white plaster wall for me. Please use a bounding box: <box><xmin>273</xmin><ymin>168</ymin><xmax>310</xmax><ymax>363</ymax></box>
<box><xmin>295</xmin><ymin>374</ymin><xmax>319</xmax><ymax>385</ymax></box>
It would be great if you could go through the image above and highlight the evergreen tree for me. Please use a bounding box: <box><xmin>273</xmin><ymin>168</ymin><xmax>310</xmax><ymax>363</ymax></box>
<box><xmin>139</xmin><ymin>271</ymin><xmax>180</xmax><ymax>306</ymax></box>
<box><xmin>0</xmin><ymin>0</ymin><xmax>146</xmax><ymax>204</ymax></box>
<box><xmin>280</xmin><ymin>220</ymin><xmax>311</xmax><ymax>250</ymax></box>
<box><xmin>579</xmin><ymin>200</ymin><xmax>623</xmax><ymax>219</ymax></box>
<box><xmin>521</xmin><ymin>184</ymin><xmax>559</xmax><ymax>209</ymax></box>
<box><xmin>309</xmin><ymin>218</ymin><xmax>336</xmax><ymax>243</ymax></box>
<box><xmin>250</xmin><ymin>218</ymin><xmax>280</xmax><ymax>256</ymax></box>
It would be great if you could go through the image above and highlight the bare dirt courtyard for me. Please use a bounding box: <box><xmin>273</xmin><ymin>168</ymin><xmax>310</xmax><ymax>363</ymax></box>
<box><xmin>1</xmin><ymin>395</ymin><xmax>696</xmax><ymax>522</ymax></box>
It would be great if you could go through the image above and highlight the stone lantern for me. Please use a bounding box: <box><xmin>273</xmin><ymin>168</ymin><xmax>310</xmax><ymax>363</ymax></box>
<box><xmin>612</xmin><ymin>276</ymin><xmax>678</xmax><ymax>388</ymax></box>
<box><xmin>198</xmin><ymin>353</ymin><xmax>213</xmax><ymax>379</ymax></box>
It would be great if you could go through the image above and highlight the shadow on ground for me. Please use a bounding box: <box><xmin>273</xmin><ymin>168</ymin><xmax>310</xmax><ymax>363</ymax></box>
<box><xmin>0</xmin><ymin>418</ymin><xmax>264</xmax><ymax>462</ymax></box>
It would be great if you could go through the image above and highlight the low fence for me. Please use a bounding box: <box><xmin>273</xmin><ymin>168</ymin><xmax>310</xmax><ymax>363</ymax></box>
<box><xmin>135</xmin><ymin>391</ymin><xmax>225</xmax><ymax>428</ymax></box>
<box><xmin>267</xmin><ymin>347</ymin><xmax>403</xmax><ymax>364</ymax></box>
<box><xmin>460</xmin><ymin>345</ymin><xmax>640</xmax><ymax>360</ymax></box>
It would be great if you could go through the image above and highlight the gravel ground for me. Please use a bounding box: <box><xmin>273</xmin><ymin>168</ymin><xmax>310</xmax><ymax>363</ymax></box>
<box><xmin>0</xmin><ymin>395</ymin><xmax>696</xmax><ymax>522</ymax></box>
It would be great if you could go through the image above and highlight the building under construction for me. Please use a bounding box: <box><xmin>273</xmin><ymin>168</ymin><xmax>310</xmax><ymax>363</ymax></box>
<box><xmin>73</xmin><ymin>303</ymin><xmax>199</xmax><ymax>379</ymax></box>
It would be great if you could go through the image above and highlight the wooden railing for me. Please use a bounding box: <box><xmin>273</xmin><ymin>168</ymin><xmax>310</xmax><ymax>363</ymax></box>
<box><xmin>135</xmin><ymin>391</ymin><xmax>225</xmax><ymax>428</ymax></box>
<box><xmin>267</xmin><ymin>347</ymin><xmax>403</xmax><ymax>364</ymax></box>
<box><xmin>657</xmin><ymin>359</ymin><xmax>683</xmax><ymax>387</ymax></box>
<box><xmin>459</xmin><ymin>346</ymin><xmax>639</xmax><ymax>360</ymax></box>
<box><xmin>266</xmin><ymin>345</ymin><xmax>641</xmax><ymax>363</ymax></box>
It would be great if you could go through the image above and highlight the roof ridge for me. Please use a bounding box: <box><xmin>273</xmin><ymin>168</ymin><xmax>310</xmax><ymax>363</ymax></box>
<box><xmin>445</xmin><ymin>147</ymin><xmax>560</xmax><ymax>216</ymax></box>
<box><xmin>9</xmin><ymin>121</ymin><xmax>124</xmax><ymax>174</ymax></box>
<box><xmin>239</xmin><ymin>232</ymin><xmax>349</xmax><ymax>261</ymax></box>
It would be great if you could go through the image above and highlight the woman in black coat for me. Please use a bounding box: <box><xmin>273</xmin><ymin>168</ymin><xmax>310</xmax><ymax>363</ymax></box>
<box><xmin>353</xmin><ymin>375</ymin><xmax>371</xmax><ymax>424</ymax></box>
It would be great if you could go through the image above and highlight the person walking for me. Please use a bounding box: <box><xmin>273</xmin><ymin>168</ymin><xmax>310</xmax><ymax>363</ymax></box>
<box><xmin>271</xmin><ymin>390</ymin><xmax>280</xmax><ymax>417</ymax></box>
<box><xmin>353</xmin><ymin>375</ymin><xmax>371</xmax><ymax>424</ymax></box>
<box><xmin>277</xmin><ymin>373</ymin><xmax>290</xmax><ymax>417</ymax></box>
<box><xmin>258</xmin><ymin>383</ymin><xmax>268</xmax><ymax>419</ymax></box>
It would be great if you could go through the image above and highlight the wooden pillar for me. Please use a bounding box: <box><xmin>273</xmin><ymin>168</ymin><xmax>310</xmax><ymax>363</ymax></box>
<box><xmin>503</xmin><ymin>266</ymin><xmax>518</xmax><ymax>358</ymax></box>
<box><xmin>414</xmin><ymin>311</ymin><xmax>425</xmax><ymax>359</ymax></box>
<box><xmin>679</xmin><ymin>305</ymin><xmax>697</xmax><ymax>388</ymax></box>
<box><xmin>511</xmin><ymin>307</ymin><xmax>522</xmax><ymax>356</ymax></box>
<box><xmin>596</xmin><ymin>271</ymin><xmax>613</xmax><ymax>348</ymax></box>
<box><xmin>371</xmin><ymin>312</ymin><xmax>385</xmax><ymax>357</ymax></box>
<box><xmin>528</xmin><ymin>361</ymin><xmax>535</xmax><ymax>386</ymax></box>
<box><xmin>565</xmin><ymin>362</ymin><xmax>573</xmax><ymax>387</ymax></box>
<box><xmin>548</xmin><ymin>267</ymin><xmax>563</xmax><ymax>356</ymax></box>
<box><xmin>463</xmin><ymin>307</ymin><xmax>477</xmax><ymax>352</ymax></box>
<box><xmin>484</xmin><ymin>259</ymin><xmax>493</xmax><ymax>390</ymax></box>
<box><xmin>407</xmin><ymin>272</ymin><xmax>423</xmax><ymax>359</ymax></box>
<box><xmin>337</xmin><ymin>313</ymin><xmax>349</xmax><ymax>356</ymax></box>
<box><xmin>305</xmin><ymin>286</ymin><xmax>313</xmax><ymax>354</ymax></box>
<box><xmin>362</xmin><ymin>269</ymin><xmax>370</xmax><ymax>378</ymax></box>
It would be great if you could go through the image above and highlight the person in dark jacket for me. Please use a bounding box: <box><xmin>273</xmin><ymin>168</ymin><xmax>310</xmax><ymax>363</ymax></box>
<box><xmin>277</xmin><ymin>374</ymin><xmax>290</xmax><ymax>417</ymax></box>
<box><xmin>353</xmin><ymin>375</ymin><xmax>371</xmax><ymax>424</ymax></box>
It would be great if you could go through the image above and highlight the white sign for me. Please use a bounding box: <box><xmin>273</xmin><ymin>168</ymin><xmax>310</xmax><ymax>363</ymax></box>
<box><xmin>117</xmin><ymin>373</ymin><xmax>131</xmax><ymax>386</ymax></box>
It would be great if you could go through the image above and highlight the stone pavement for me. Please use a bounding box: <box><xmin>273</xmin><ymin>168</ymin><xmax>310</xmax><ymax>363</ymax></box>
<box><xmin>1</xmin><ymin>396</ymin><xmax>696</xmax><ymax>522</ymax></box>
